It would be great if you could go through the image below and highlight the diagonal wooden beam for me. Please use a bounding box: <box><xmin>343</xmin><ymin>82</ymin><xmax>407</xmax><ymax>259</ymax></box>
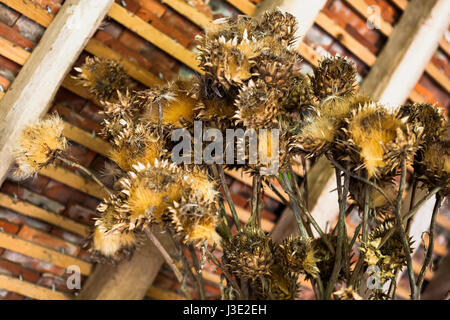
<box><xmin>361</xmin><ymin>0</ymin><xmax>450</xmax><ymax>104</ymax></box>
<box><xmin>0</xmin><ymin>0</ymin><xmax>114</xmax><ymax>184</ymax></box>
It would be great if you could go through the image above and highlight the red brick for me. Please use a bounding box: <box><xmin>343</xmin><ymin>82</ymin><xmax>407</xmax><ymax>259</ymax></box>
<box><xmin>53</xmin><ymin>88</ymin><xmax>88</xmax><ymax>112</ymax></box>
<box><xmin>2</xmin><ymin>250</ymin><xmax>66</xmax><ymax>276</ymax></box>
<box><xmin>261</xmin><ymin>209</ymin><xmax>276</xmax><ymax>222</ymax></box>
<box><xmin>63</xmin><ymin>201</ymin><xmax>98</xmax><ymax>226</ymax></box>
<box><xmin>115</xmin><ymin>0</ymin><xmax>140</xmax><ymax>14</ymax></box>
<box><xmin>0</xmin><ymin>219</ymin><xmax>19</xmax><ymax>234</ymax></box>
<box><xmin>0</xmin><ymin>22</ymin><xmax>35</xmax><ymax>49</ymax></box>
<box><xmin>17</xmin><ymin>175</ymin><xmax>51</xmax><ymax>193</ymax></box>
<box><xmin>18</xmin><ymin>225</ymin><xmax>80</xmax><ymax>256</ymax></box>
<box><xmin>0</xmin><ymin>3</ymin><xmax>20</xmax><ymax>27</ymax></box>
<box><xmin>3</xmin><ymin>292</ymin><xmax>27</xmax><ymax>300</ymax></box>
<box><xmin>95</xmin><ymin>30</ymin><xmax>153</xmax><ymax>70</ymax></box>
<box><xmin>32</xmin><ymin>0</ymin><xmax>63</xmax><ymax>15</ymax></box>
<box><xmin>13</xmin><ymin>15</ymin><xmax>45</xmax><ymax>43</ymax></box>
<box><xmin>136</xmin><ymin>7</ymin><xmax>193</xmax><ymax>48</ymax></box>
<box><xmin>101</xmin><ymin>20</ymin><xmax>124</xmax><ymax>39</ymax></box>
<box><xmin>0</xmin><ymin>75</ymin><xmax>10</xmax><ymax>91</ymax></box>
<box><xmin>50</xmin><ymin>227</ymin><xmax>84</xmax><ymax>246</ymax></box>
<box><xmin>79</xmin><ymin>101</ymin><xmax>104</xmax><ymax>124</ymax></box>
<box><xmin>230</xmin><ymin>193</ymin><xmax>248</xmax><ymax>209</ymax></box>
<box><xmin>0</xmin><ymin>258</ymin><xmax>40</xmax><ymax>282</ymax></box>
<box><xmin>42</xmin><ymin>180</ymin><xmax>100</xmax><ymax>211</ymax></box>
<box><xmin>37</xmin><ymin>274</ymin><xmax>73</xmax><ymax>293</ymax></box>
<box><xmin>160</xmin><ymin>8</ymin><xmax>201</xmax><ymax>47</ymax></box>
<box><xmin>51</xmin><ymin>104</ymin><xmax>102</xmax><ymax>134</ymax></box>
<box><xmin>137</xmin><ymin>0</ymin><xmax>167</xmax><ymax>18</ymax></box>
<box><xmin>63</xmin><ymin>143</ymin><xmax>97</xmax><ymax>168</ymax></box>
<box><xmin>77</xmin><ymin>249</ymin><xmax>93</xmax><ymax>263</ymax></box>
<box><xmin>0</xmin><ymin>54</ymin><xmax>21</xmax><ymax>76</ymax></box>
<box><xmin>365</xmin><ymin>0</ymin><xmax>400</xmax><ymax>25</ymax></box>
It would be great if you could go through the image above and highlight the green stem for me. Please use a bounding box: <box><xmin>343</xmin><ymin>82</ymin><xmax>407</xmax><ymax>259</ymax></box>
<box><xmin>415</xmin><ymin>194</ymin><xmax>443</xmax><ymax>299</ymax></box>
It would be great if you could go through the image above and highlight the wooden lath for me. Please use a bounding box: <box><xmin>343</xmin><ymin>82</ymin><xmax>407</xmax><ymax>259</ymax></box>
<box><xmin>225</xmin><ymin>0</ymin><xmax>257</xmax><ymax>16</ymax></box>
<box><xmin>0</xmin><ymin>231</ymin><xmax>92</xmax><ymax>275</ymax></box>
<box><xmin>0</xmin><ymin>274</ymin><xmax>71</xmax><ymax>300</ymax></box>
<box><xmin>0</xmin><ymin>193</ymin><xmax>89</xmax><ymax>237</ymax></box>
<box><xmin>342</xmin><ymin>0</ymin><xmax>450</xmax><ymax>93</ymax></box>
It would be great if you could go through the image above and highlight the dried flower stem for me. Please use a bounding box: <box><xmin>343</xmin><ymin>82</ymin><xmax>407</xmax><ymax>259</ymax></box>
<box><xmin>189</xmin><ymin>244</ymin><xmax>206</xmax><ymax>300</ymax></box>
<box><xmin>214</xmin><ymin>165</ymin><xmax>241</xmax><ymax>231</ymax></box>
<box><xmin>349</xmin><ymin>185</ymin><xmax>370</xmax><ymax>289</ymax></box>
<box><xmin>56</xmin><ymin>155</ymin><xmax>112</xmax><ymax>196</ymax></box>
<box><xmin>263</xmin><ymin>180</ymin><xmax>289</xmax><ymax>206</ymax></box>
<box><xmin>327</xmin><ymin>156</ymin><xmax>394</xmax><ymax>208</ymax></box>
<box><xmin>325</xmin><ymin>168</ymin><xmax>349</xmax><ymax>299</ymax></box>
<box><xmin>250</xmin><ymin>174</ymin><xmax>262</xmax><ymax>229</ymax></box>
<box><xmin>277</xmin><ymin>173</ymin><xmax>308</xmax><ymax>238</ymax></box>
<box><xmin>301</xmin><ymin>156</ymin><xmax>309</xmax><ymax>209</ymax></box>
<box><xmin>394</xmin><ymin>160</ymin><xmax>416</xmax><ymax>299</ymax></box>
<box><xmin>205</xmin><ymin>249</ymin><xmax>241</xmax><ymax>298</ymax></box>
<box><xmin>415</xmin><ymin>194</ymin><xmax>443</xmax><ymax>299</ymax></box>
<box><xmin>379</xmin><ymin>185</ymin><xmax>442</xmax><ymax>248</ymax></box>
<box><xmin>144</xmin><ymin>228</ymin><xmax>186</xmax><ymax>292</ymax></box>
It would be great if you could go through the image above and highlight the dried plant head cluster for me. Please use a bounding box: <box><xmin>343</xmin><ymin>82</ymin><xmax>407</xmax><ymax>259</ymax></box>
<box><xmin>75</xmin><ymin>56</ymin><xmax>130</xmax><ymax>101</ymax></box>
<box><xmin>13</xmin><ymin>115</ymin><xmax>67</xmax><ymax>179</ymax></box>
<box><xmin>12</xmin><ymin>8</ymin><xmax>449</xmax><ymax>300</ymax></box>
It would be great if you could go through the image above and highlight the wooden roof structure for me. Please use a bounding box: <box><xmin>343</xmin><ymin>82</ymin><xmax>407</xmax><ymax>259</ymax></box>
<box><xmin>0</xmin><ymin>0</ymin><xmax>448</xmax><ymax>300</ymax></box>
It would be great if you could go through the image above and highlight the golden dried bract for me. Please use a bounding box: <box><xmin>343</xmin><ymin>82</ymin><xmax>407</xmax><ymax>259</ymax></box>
<box><xmin>256</xmin><ymin>10</ymin><xmax>298</xmax><ymax>46</ymax></box>
<box><xmin>14</xmin><ymin>115</ymin><xmax>67</xmax><ymax>179</ymax></box>
<box><xmin>168</xmin><ymin>194</ymin><xmax>219</xmax><ymax>245</ymax></box>
<box><xmin>285</xmin><ymin>74</ymin><xmax>315</xmax><ymax>112</ymax></box>
<box><xmin>399</xmin><ymin>103</ymin><xmax>445</xmax><ymax>146</ymax></box>
<box><xmin>420</xmin><ymin>139</ymin><xmax>450</xmax><ymax>194</ymax></box>
<box><xmin>109</xmin><ymin>122</ymin><xmax>165</xmax><ymax>172</ymax></box>
<box><xmin>75</xmin><ymin>56</ymin><xmax>129</xmax><ymax>101</ymax></box>
<box><xmin>360</xmin><ymin>220</ymin><xmax>413</xmax><ymax>284</ymax></box>
<box><xmin>234</xmin><ymin>79</ymin><xmax>282</xmax><ymax>129</ymax></box>
<box><xmin>277</xmin><ymin>236</ymin><xmax>320</xmax><ymax>278</ymax></box>
<box><xmin>88</xmin><ymin>195</ymin><xmax>140</xmax><ymax>263</ymax></box>
<box><xmin>118</xmin><ymin>160</ymin><xmax>184</xmax><ymax>231</ymax></box>
<box><xmin>223</xmin><ymin>228</ymin><xmax>275</xmax><ymax>282</ymax></box>
<box><xmin>333</xmin><ymin>286</ymin><xmax>363</xmax><ymax>300</ymax></box>
<box><xmin>137</xmin><ymin>81</ymin><xmax>195</xmax><ymax>127</ymax></box>
<box><xmin>310</xmin><ymin>56</ymin><xmax>357</xmax><ymax>100</ymax></box>
<box><xmin>346</xmin><ymin>103</ymin><xmax>415</xmax><ymax>179</ymax></box>
<box><xmin>292</xmin><ymin>115</ymin><xmax>338</xmax><ymax>158</ymax></box>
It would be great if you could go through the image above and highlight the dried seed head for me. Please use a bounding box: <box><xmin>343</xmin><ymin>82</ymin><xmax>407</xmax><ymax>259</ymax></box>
<box><xmin>13</xmin><ymin>115</ymin><xmax>67</xmax><ymax>179</ymax></box>
<box><xmin>310</xmin><ymin>56</ymin><xmax>357</xmax><ymax>100</ymax></box>
<box><xmin>75</xmin><ymin>57</ymin><xmax>129</xmax><ymax>101</ymax></box>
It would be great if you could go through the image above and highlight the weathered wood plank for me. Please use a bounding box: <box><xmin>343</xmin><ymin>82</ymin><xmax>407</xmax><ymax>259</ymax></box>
<box><xmin>0</xmin><ymin>192</ymin><xmax>89</xmax><ymax>237</ymax></box>
<box><xmin>0</xmin><ymin>274</ymin><xmax>71</xmax><ymax>300</ymax></box>
<box><xmin>0</xmin><ymin>232</ymin><xmax>92</xmax><ymax>275</ymax></box>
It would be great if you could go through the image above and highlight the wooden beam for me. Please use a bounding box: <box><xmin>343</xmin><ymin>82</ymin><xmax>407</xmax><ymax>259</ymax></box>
<box><xmin>0</xmin><ymin>231</ymin><xmax>92</xmax><ymax>275</ymax></box>
<box><xmin>147</xmin><ymin>285</ymin><xmax>185</xmax><ymax>300</ymax></box>
<box><xmin>0</xmin><ymin>0</ymin><xmax>114</xmax><ymax>184</ymax></box>
<box><xmin>161</xmin><ymin>0</ymin><xmax>212</xmax><ymax>29</ymax></box>
<box><xmin>225</xmin><ymin>0</ymin><xmax>257</xmax><ymax>16</ymax></box>
<box><xmin>0</xmin><ymin>274</ymin><xmax>71</xmax><ymax>300</ymax></box>
<box><xmin>77</xmin><ymin>229</ymin><xmax>169</xmax><ymax>300</ymax></box>
<box><xmin>0</xmin><ymin>0</ymin><xmax>53</xmax><ymax>27</ymax></box>
<box><xmin>107</xmin><ymin>3</ymin><xmax>201</xmax><ymax>73</ymax></box>
<box><xmin>0</xmin><ymin>192</ymin><xmax>89</xmax><ymax>237</ymax></box>
<box><xmin>361</xmin><ymin>0</ymin><xmax>450</xmax><ymax>104</ymax></box>
<box><xmin>315</xmin><ymin>12</ymin><xmax>377</xmax><ymax>66</ymax></box>
<box><xmin>343</xmin><ymin>0</ymin><xmax>393</xmax><ymax>36</ymax></box>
